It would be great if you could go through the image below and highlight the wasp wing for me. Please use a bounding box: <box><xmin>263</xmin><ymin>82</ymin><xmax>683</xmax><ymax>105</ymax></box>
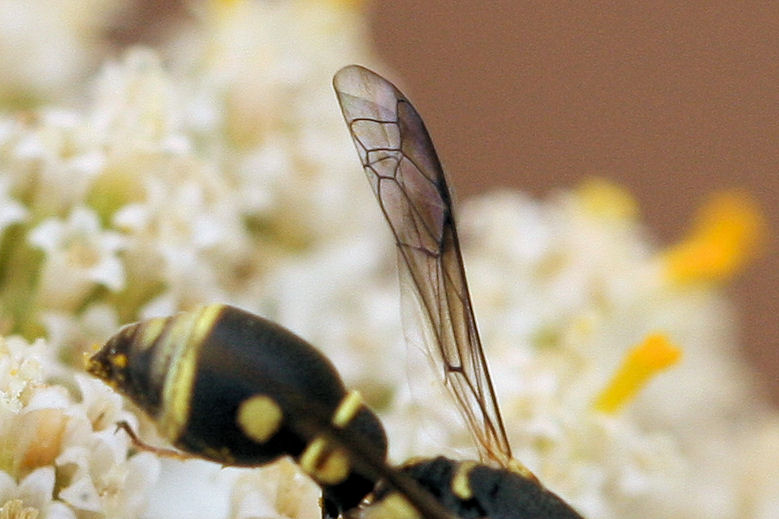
<box><xmin>333</xmin><ymin>65</ymin><xmax>513</xmax><ymax>467</ymax></box>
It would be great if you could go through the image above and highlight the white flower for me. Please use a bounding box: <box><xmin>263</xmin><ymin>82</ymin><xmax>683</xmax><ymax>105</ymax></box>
<box><xmin>111</xmin><ymin>158</ymin><xmax>253</xmax><ymax>314</ymax></box>
<box><xmin>367</xmin><ymin>185</ymin><xmax>776</xmax><ymax>519</ymax></box>
<box><xmin>0</xmin><ymin>334</ymin><xmax>160</xmax><ymax>517</ymax></box>
<box><xmin>29</xmin><ymin>206</ymin><xmax>126</xmax><ymax>310</ymax></box>
<box><xmin>40</xmin><ymin>303</ymin><xmax>121</xmax><ymax>361</ymax></box>
<box><xmin>0</xmin><ymin>176</ymin><xmax>27</xmax><ymax>235</ymax></box>
<box><xmin>2</xmin><ymin>109</ymin><xmax>106</xmax><ymax>215</ymax></box>
<box><xmin>261</xmin><ymin>235</ymin><xmax>403</xmax><ymax>394</ymax></box>
<box><xmin>0</xmin><ymin>467</ymin><xmax>75</xmax><ymax>519</ymax></box>
<box><xmin>0</xmin><ymin>0</ymin><xmax>130</xmax><ymax>105</ymax></box>
<box><xmin>229</xmin><ymin>459</ymin><xmax>320</xmax><ymax>519</ymax></box>
<box><xmin>163</xmin><ymin>0</ymin><xmax>381</xmax><ymax>247</ymax></box>
<box><xmin>57</xmin><ymin>375</ymin><xmax>161</xmax><ymax>518</ymax></box>
<box><xmin>88</xmin><ymin>49</ymin><xmax>188</xmax><ymax>153</ymax></box>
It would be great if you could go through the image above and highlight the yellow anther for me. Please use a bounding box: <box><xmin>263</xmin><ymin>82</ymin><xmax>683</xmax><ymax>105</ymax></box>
<box><xmin>577</xmin><ymin>178</ymin><xmax>638</xmax><ymax>221</ymax></box>
<box><xmin>304</xmin><ymin>0</ymin><xmax>364</xmax><ymax>9</ymax></box>
<box><xmin>207</xmin><ymin>0</ymin><xmax>247</xmax><ymax>25</ymax></box>
<box><xmin>211</xmin><ymin>0</ymin><xmax>243</xmax><ymax>10</ymax></box>
<box><xmin>594</xmin><ymin>332</ymin><xmax>682</xmax><ymax>414</ymax></box>
<box><xmin>663</xmin><ymin>191</ymin><xmax>765</xmax><ymax>284</ymax></box>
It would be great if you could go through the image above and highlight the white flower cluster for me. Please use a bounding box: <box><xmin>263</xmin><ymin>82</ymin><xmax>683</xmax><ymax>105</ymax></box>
<box><xmin>0</xmin><ymin>333</ymin><xmax>158</xmax><ymax>519</ymax></box>
<box><xmin>0</xmin><ymin>0</ymin><xmax>131</xmax><ymax>106</ymax></box>
<box><xmin>378</xmin><ymin>188</ymin><xmax>778</xmax><ymax>519</ymax></box>
<box><xmin>0</xmin><ymin>1</ymin><xmax>775</xmax><ymax>519</ymax></box>
<box><xmin>0</xmin><ymin>1</ymin><xmax>380</xmax><ymax>517</ymax></box>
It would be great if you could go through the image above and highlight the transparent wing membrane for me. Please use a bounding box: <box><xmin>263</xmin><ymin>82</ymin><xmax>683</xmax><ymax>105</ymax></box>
<box><xmin>334</xmin><ymin>65</ymin><xmax>514</xmax><ymax>467</ymax></box>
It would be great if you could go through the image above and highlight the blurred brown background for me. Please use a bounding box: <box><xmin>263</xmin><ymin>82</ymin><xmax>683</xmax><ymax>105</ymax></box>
<box><xmin>368</xmin><ymin>3</ymin><xmax>778</xmax><ymax>404</ymax></box>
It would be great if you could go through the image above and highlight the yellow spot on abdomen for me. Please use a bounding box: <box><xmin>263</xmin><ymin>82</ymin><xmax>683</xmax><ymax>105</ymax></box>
<box><xmin>299</xmin><ymin>437</ymin><xmax>350</xmax><ymax>484</ymax></box>
<box><xmin>594</xmin><ymin>332</ymin><xmax>682</xmax><ymax>413</ymax></box>
<box><xmin>237</xmin><ymin>395</ymin><xmax>283</xmax><ymax>443</ymax></box>
<box><xmin>452</xmin><ymin>461</ymin><xmax>477</xmax><ymax>500</ymax></box>
<box><xmin>332</xmin><ymin>390</ymin><xmax>362</xmax><ymax>427</ymax></box>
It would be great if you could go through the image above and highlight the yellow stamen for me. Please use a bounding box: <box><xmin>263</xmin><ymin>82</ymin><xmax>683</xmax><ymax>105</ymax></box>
<box><xmin>211</xmin><ymin>0</ymin><xmax>243</xmax><ymax>10</ymax></box>
<box><xmin>327</xmin><ymin>0</ymin><xmax>364</xmax><ymax>7</ymax></box>
<box><xmin>663</xmin><ymin>191</ymin><xmax>765</xmax><ymax>284</ymax></box>
<box><xmin>577</xmin><ymin>178</ymin><xmax>638</xmax><ymax>221</ymax></box>
<box><xmin>594</xmin><ymin>332</ymin><xmax>682</xmax><ymax>414</ymax></box>
<box><xmin>207</xmin><ymin>0</ymin><xmax>246</xmax><ymax>23</ymax></box>
<box><xmin>302</xmin><ymin>0</ymin><xmax>364</xmax><ymax>8</ymax></box>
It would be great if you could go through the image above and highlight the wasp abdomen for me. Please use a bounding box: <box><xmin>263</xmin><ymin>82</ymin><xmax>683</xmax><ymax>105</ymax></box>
<box><xmin>88</xmin><ymin>304</ymin><xmax>388</xmax><ymax>515</ymax></box>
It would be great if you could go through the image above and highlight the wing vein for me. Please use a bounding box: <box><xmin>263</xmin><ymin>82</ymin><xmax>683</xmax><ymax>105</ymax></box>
<box><xmin>334</xmin><ymin>65</ymin><xmax>514</xmax><ymax>467</ymax></box>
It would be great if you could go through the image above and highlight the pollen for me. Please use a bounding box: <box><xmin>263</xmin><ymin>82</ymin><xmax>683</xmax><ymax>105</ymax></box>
<box><xmin>662</xmin><ymin>191</ymin><xmax>764</xmax><ymax>284</ymax></box>
<box><xmin>594</xmin><ymin>332</ymin><xmax>682</xmax><ymax>414</ymax></box>
<box><xmin>576</xmin><ymin>178</ymin><xmax>638</xmax><ymax>220</ymax></box>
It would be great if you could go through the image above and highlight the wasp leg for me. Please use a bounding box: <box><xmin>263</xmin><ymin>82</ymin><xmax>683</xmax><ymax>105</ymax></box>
<box><xmin>115</xmin><ymin>421</ymin><xmax>193</xmax><ymax>460</ymax></box>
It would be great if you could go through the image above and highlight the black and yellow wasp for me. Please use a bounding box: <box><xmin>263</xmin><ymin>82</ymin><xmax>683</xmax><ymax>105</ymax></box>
<box><xmin>87</xmin><ymin>65</ymin><xmax>585</xmax><ymax>519</ymax></box>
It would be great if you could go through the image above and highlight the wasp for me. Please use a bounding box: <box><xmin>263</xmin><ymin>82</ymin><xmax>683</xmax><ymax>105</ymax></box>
<box><xmin>87</xmin><ymin>65</ymin><xmax>585</xmax><ymax>519</ymax></box>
